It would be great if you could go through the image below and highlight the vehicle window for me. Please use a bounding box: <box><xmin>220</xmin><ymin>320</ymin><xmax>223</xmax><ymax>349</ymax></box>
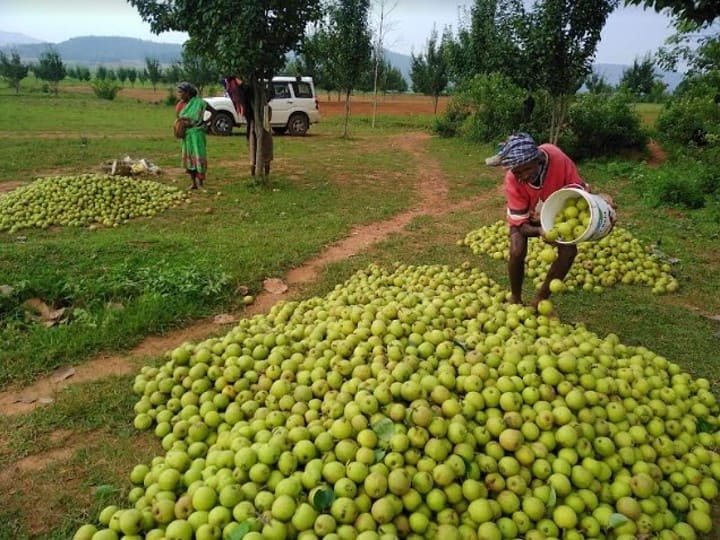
<box><xmin>292</xmin><ymin>82</ymin><xmax>314</xmax><ymax>98</ymax></box>
<box><xmin>273</xmin><ymin>84</ymin><xmax>290</xmax><ymax>99</ymax></box>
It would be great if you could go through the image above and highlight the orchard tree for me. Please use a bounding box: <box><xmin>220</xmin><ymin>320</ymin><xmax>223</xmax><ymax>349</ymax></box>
<box><xmin>443</xmin><ymin>0</ymin><xmax>528</xmax><ymax>88</ymax></box>
<box><xmin>619</xmin><ymin>54</ymin><xmax>661</xmax><ymax>101</ymax></box>
<box><xmin>321</xmin><ymin>0</ymin><xmax>373</xmax><ymax>137</ymax></box>
<box><xmin>144</xmin><ymin>56</ymin><xmax>162</xmax><ymax>92</ymax></box>
<box><xmin>129</xmin><ymin>0</ymin><xmax>324</xmax><ymax>182</ymax></box>
<box><xmin>584</xmin><ymin>71</ymin><xmax>614</xmax><ymax>94</ymax></box>
<box><xmin>127</xmin><ymin>67</ymin><xmax>138</xmax><ymax>86</ymax></box>
<box><xmin>96</xmin><ymin>65</ymin><xmax>108</xmax><ymax>80</ymax></box>
<box><xmin>525</xmin><ymin>0</ymin><xmax>619</xmax><ymax>143</ymax></box>
<box><xmin>410</xmin><ymin>27</ymin><xmax>449</xmax><ymax>114</ymax></box>
<box><xmin>382</xmin><ymin>62</ymin><xmax>407</xmax><ymax>93</ymax></box>
<box><xmin>76</xmin><ymin>65</ymin><xmax>91</xmax><ymax>81</ymax></box>
<box><xmin>178</xmin><ymin>49</ymin><xmax>218</xmax><ymax>95</ymax></box>
<box><xmin>0</xmin><ymin>50</ymin><xmax>29</xmax><ymax>93</ymax></box>
<box><xmin>34</xmin><ymin>48</ymin><xmax>66</xmax><ymax>94</ymax></box>
<box><xmin>624</xmin><ymin>0</ymin><xmax>719</xmax><ymax>26</ymax></box>
<box><xmin>117</xmin><ymin>67</ymin><xmax>129</xmax><ymax>85</ymax></box>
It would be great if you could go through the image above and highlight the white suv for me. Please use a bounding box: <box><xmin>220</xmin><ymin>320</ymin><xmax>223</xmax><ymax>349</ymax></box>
<box><xmin>203</xmin><ymin>76</ymin><xmax>320</xmax><ymax>136</ymax></box>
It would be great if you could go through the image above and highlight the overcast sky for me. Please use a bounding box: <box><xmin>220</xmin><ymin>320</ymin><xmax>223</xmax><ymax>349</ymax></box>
<box><xmin>1</xmin><ymin>0</ymin><xmax>675</xmax><ymax>65</ymax></box>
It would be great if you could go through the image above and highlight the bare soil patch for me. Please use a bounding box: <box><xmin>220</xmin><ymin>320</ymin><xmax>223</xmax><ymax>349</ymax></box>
<box><xmin>646</xmin><ymin>139</ymin><xmax>668</xmax><ymax>168</ymax></box>
<box><xmin>67</xmin><ymin>85</ymin><xmax>449</xmax><ymax>117</ymax></box>
<box><xmin>0</xmin><ymin>181</ymin><xmax>28</xmax><ymax>194</ymax></box>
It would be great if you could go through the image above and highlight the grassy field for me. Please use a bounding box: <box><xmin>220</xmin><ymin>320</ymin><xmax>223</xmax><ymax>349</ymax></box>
<box><xmin>0</xmin><ymin>85</ymin><xmax>718</xmax><ymax>539</ymax></box>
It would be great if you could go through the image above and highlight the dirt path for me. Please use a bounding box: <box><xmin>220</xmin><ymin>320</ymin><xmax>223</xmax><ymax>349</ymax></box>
<box><xmin>0</xmin><ymin>131</ymin><xmax>500</xmax><ymax>417</ymax></box>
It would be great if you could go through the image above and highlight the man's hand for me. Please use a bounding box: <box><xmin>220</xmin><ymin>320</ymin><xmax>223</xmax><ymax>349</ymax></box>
<box><xmin>597</xmin><ymin>193</ymin><xmax>617</xmax><ymax>225</ymax></box>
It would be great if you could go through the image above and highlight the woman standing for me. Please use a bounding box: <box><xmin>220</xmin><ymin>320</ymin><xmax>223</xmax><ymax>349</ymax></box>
<box><xmin>175</xmin><ymin>82</ymin><xmax>213</xmax><ymax>189</ymax></box>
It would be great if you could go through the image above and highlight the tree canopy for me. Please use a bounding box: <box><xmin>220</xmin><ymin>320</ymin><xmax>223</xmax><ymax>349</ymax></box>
<box><xmin>410</xmin><ymin>27</ymin><xmax>449</xmax><ymax>114</ymax></box>
<box><xmin>0</xmin><ymin>49</ymin><xmax>29</xmax><ymax>94</ymax></box>
<box><xmin>624</xmin><ymin>0</ymin><xmax>720</xmax><ymax>26</ymax></box>
<box><xmin>129</xmin><ymin>0</ymin><xmax>325</xmax><ymax>181</ymax></box>
<box><xmin>33</xmin><ymin>48</ymin><xmax>66</xmax><ymax>94</ymax></box>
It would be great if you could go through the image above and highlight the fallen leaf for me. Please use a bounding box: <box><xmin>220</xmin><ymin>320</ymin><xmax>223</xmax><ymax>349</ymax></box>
<box><xmin>0</xmin><ymin>285</ymin><xmax>13</xmax><ymax>296</ymax></box>
<box><xmin>23</xmin><ymin>299</ymin><xmax>66</xmax><ymax>324</ymax></box>
<box><xmin>24</xmin><ymin>298</ymin><xmax>53</xmax><ymax>318</ymax></box>
<box><xmin>37</xmin><ymin>397</ymin><xmax>54</xmax><ymax>405</ymax></box>
<box><xmin>13</xmin><ymin>396</ymin><xmax>37</xmax><ymax>404</ymax></box>
<box><xmin>214</xmin><ymin>314</ymin><xmax>236</xmax><ymax>325</ymax></box>
<box><xmin>51</xmin><ymin>366</ymin><xmax>76</xmax><ymax>383</ymax></box>
<box><xmin>264</xmin><ymin>278</ymin><xmax>288</xmax><ymax>295</ymax></box>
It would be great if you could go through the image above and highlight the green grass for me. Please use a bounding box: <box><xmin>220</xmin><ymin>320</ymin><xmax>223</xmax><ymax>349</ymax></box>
<box><xmin>631</xmin><ymin>102</ymin><xmax>664</xmax><ymax>129</ymax></box>
<box><xmin>0</xmin><ymin>94</ymin><xmax>422</xmax><ymax>387</ymax></box>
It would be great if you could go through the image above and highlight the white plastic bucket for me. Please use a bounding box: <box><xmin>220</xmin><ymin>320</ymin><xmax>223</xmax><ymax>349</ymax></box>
<box><xmin>540</xmin><ymin>187</ymin><xmax>616</xmax><ymax>244</ymax></box>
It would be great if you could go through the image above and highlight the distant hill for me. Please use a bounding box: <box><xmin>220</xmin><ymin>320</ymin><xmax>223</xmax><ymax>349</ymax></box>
<box><xmin>0</xmin><ymin>34</ymin><xmax>683</xmax><ymax>90</ymax></box>
<box><xmin>0</xmin><ymin>35</ymin><xmax>184</xmax><ymax>67</ymax></box>
<box><xmin>0</xmin><ymin>30</ymin><xmax>44</xmax><ymax>46</ymax></box>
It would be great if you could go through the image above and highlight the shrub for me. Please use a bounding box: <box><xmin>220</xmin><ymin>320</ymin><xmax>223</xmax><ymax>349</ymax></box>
<box><xmin>435</xmin><ymin>74</ymin><xmax>550</xmax><ymax>143</ymax></box>
<box><xmin>656</xmin><ymin>94</ymin><xmax>720</xmax><ymax>146</ymax></box>
<box><xmin>164</xmin><ymin>86</ymin><xmax>179</xmax><ymax>106</ymax></box>
<box><xmin>558</xmin><ymin>92</ymin><xmax>647</xmax><ymax>160</ymax></box>
<box><xmin>89</xmin><ymin>78</ymin><xmax>121</xmax><ymax>100</ymax></box>
<box><xmin>432</xmin><ymin>99</ymin><xmax>469</xmax><ymax>138</ymax></box>
<box><xmin>642</xmin><ymin>162</ymin><xmax>707</xmax><ymax>209</ymax></box>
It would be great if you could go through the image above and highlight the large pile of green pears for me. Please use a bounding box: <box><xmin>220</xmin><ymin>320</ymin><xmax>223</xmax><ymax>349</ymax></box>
<box><xmin>74</xmin><ymin>263</ymin><xmax>717</xmax><ymax>540</ymax></box>
<box><xmin>0</xmin><ymin>174</ymin><xmax>187</xmax><ymax>233</ymax></box>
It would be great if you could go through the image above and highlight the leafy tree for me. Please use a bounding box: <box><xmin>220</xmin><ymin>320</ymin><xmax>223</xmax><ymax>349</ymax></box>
<box><xmin>584</xmin><ymin>71</ymin><xmax>614</xmax><ymax>94</ymax></box>
<box><xmin>117</xmin><ymin>67</ymin><xmax>129</xmax><ymax>85</ymax></box>
<box><xmin>127</xmin><ymin>67</ymin><xmax>138</xmax><ymax>86</ymax></box>
<box><xmin>410</xmin><ymin>27</ymin><xmax>449</xmax><ymax>114</ymax></box>
<box><xmin>0</xmin><ymin>49</ymin><xmax>29</xmax><ymax>93</ymax></box>
<box><xmin>384</xmin><ymin>63</ymin><xmax>407</xmax><ymax>93</ymax></box>
<box><xmin>624</xmin><ymin>0</ymin><xmax>720</xmax><ymax>26</ymax></box>
<box><xmin>75</xmin><ymin>65</ymin><xmax>91</xmax><ymax>81</ymax></box>
<box><xmin>656</xmin><ymin>19</ymin><xmax>720</xmax><ymax>76</ymax></box>
<box><xmin>129</xmin><ymin>0</ymin><xmax>324</xmax><ymax>182</ymax></box>
<box><xmin>286</xmin><ymin>31</ymin><xmax>326</xmax><ymax>87</ymax></box>
<box><xmin>144</xmin><ymin>56</ymin><xmax>162</xmax><ymax>92</ymax></box>
<box><xmin>178</xmin><ymin>49</ymin><xmax>218</xmax><ymax>95</ymax></box>
<box><xmin>525</xmin><ymin>0</ymin><xmax>619</xmax><ymax>143</ymax></box>
<box><xmin>443</xmin><ymin>0</ymin><xmax>528</xmax><ymax>88</ymax></box>
<box><xmin>96</xmin><ymin>65</ymin><xmax>108</xmax><ymax>80</ymax></box>
<box><xmin>321</xmin><ymin>0</ymin><xmax>373</xmax><ymax>137</ymax></box>
<box><xmin>163</xmin><ymin>63</ymin><xmax>184</xmax><ymax>85</ymax></box>
<box><xmin>33</xmin><ymin>48</ymin><xmax>66</xmax><ymax>95</ymax></box>
<box><xmin>138</xmin><ymin>69</ymin><xmax>148</xmax><ymax>86</ymax></box>
<box><xmin>619</xmin><ymin>54</ymin><xmax>661</xmax><ymax>101</ymax></box>
<box><xmin>106</xmin><ymin>68</ymin><xmax>117</xmax><ymax>81</ymax></box>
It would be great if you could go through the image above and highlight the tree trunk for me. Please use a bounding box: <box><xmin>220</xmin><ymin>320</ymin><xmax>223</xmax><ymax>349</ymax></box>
<box><xmin>433</xmin><ymin>95</ymin><xmax>439</xmax><ymax>115</ymax></box>
<box><xmin>251</xmin><ymin>78</ymin><xmax>269</xmax><ymax>184</ymax></box>
<box><xmin>371</xmin><ymin>57</ymin><xmax>380</xmax><ymax>128</ymax></box>
<box><xmin>549</xmin><ymin>95</ymin><xmax>570</xmax><ymax>145</ymax></box>
<box><xmin>342</xmin><ymin>89</ymin><xmax>351</xmax><ymax>138</ymax></box>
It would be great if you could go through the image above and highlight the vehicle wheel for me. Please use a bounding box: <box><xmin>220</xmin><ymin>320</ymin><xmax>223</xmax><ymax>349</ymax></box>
<box><xmin>211</xmin><ymin>112</ymin><xmax>234</xmax><ymax>136</ymax></box>
<box><xmin>272</xmin><ymin>126</ymin><xmax>287</xmax><ymax>135</ymax></box>
<box><xmin>286</xmin><ymin>113</ymin><xmax>309</xmax><ymax>136</ymax></box>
